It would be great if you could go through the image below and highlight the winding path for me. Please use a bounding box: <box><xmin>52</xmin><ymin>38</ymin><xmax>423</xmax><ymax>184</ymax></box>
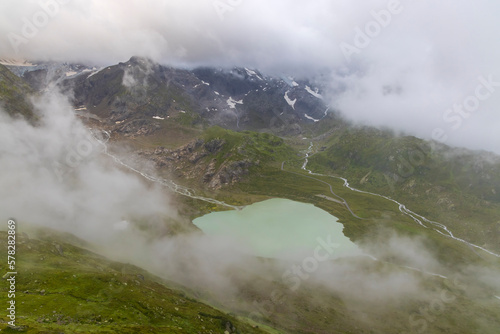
<box><xmin>90</xmin><ymin>128</ymin><xmax>498</xmax><ymax>258</ymax></box>
<box><xmin>281</xmin><ymin>160</ymin><xmax>363</xmax><ymax>219</ymax></box>
<box><xmin>90</xmin><ymin>129</ymin><xmax>244</xmax><ymax>210</ymax></box>
<box><xmin>284</xmin><ymin>142</ymin><xmax>500</xmax><ymax>258</ymax></box>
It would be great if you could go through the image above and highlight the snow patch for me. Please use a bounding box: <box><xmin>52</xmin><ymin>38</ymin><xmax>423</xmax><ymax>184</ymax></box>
<box><xmin>284</xmin><ymin>91</ymin><xmax>296</xmax><ymax>110</ymax></box>
<box><xmin>214</xmin><ymin>91</ymin><xmax>220</xmax><ymax>95</ymax></box>
<box><xmin>287</xmin><ymin>76</ymin><xmax>299</xmax><ymax>87</ymax></box>
<box><xmin>152</xmin><ymin>116</ymin><xmax>165</xmax><ymax>120</ymax></box>
<box><xmin>304</xmin><ymin>114</ymin><xmax>320</xmax><ymax>122</ymax></box>
<box><xmin>227</xmin><ymin>97</ymin><xmax>243</xmax><ymax>109</ymax></box>
<box><xmin>201</xmin><ymin>80</ymin><xmax>210</xmax><ymax>86</ymax></box>
<box><xmin>305</xmin><ymin>85</ymin><xmax>323</xmax><ymax>99</ymax></box>
<box><xmin>87</xmin><ymin>67</ymin><xmax>104</xmax><ymax>78</ymax></box>
<box><xmin>245</xmin><ymin>68</ymin><xmax>263</xmax><ymax>80</ymax></box>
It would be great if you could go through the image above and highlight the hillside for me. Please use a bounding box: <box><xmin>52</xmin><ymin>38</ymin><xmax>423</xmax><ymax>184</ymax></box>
<box><xmin>1</xmin><ymin>60</ymin><xmax>500</xmax><ymax>334</ymax></box>
<box><xmin>307</xmin><ymin>124</ymin><xmax>500</xmax><ymax>253</ymax></box>
<box><xmin>59</xmin><ymin>57</ymin><xmax>328</xmax><ymax>136</ymax></box>
<box><xmin>2</xmin><ymin>226</ymin><xmax>499</xmax><ymax>334</ymax></box>
<box><xmin>0</xmin><ymin>64</ymin><xmax>35</xmax><ymax>120</ymax></box>
<box><xmin>0</xmin><ymin>228</ymin><xmax>270</xmax><ymax>334</ymax></box>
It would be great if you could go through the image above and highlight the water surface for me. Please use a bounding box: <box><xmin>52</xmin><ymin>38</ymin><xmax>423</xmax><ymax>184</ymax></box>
<box><xmin>193</xmin><ymin>198</ymin><xmax>358</xmax><ymax>259</ymax></box>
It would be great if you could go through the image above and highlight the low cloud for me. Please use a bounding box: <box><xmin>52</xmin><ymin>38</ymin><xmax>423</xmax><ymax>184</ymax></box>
<box><xmin>0</xmin><ymin>92</ymin><xmax>498</xmax><ymax>330</ymax></box>
<box><xmin>0</xmin><ymin>91</ymin><xmax>176</xmax><ymax>240</ymax></box>
<box><xmin>0</xmin><ymin>90</ymin><xmax>450</xmax><ymax>297</ymax></box>
<box><xmin>1</xmin><ymin>2</ymin><xmax>500</xmax><ymax>327</ymax></box>
<box><xmin>0</xmin><ymin>89</ymin><xmax>262</xmax><ymax>300</ymax></box>
<box><xmin>2</xmin><ymin>1</ymin><xmax>500</xmax><ymax>152</ymax></box>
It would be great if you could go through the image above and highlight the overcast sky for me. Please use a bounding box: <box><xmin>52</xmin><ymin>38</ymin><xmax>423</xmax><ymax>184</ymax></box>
<box><xmin>1</xmin><ymin>0</ymin><xmax>500</xmax><ymax>153</ymax></box>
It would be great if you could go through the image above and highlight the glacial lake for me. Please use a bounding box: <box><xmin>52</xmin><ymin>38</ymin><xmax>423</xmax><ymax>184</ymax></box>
<box><xmin>193</xmin><ymin>198</ymin><xmax>359</xmax><ymax>260</ymax></box>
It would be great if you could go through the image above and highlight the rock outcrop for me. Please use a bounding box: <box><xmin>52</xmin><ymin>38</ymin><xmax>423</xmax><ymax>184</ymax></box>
<box><xmin>140</xmin><ymin>138</ymin><xmax>254</xmax><ymax>190</ymax></box>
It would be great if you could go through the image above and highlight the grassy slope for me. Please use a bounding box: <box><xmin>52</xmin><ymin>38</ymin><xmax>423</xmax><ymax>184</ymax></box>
<box><xmin>124</xmin><ymin>122</ymin><xmax>498</xmax><ymax>266</ymax></box>
<box><xmin>306</xmin><ymin>123</ymin><xmax>500</xmax><ymax>253</ymax></box>
<box><xmin>201</xmin><ymin>126</ymin><xmax>296</xmax><ymax>167</ymax></box>
<box><xmin>137</xmin><ymin>125</ymin><xmax>500</xmax><ymax>333</ymax></box>
<box><xmin>0</xmin><ymin>64</ymin><xmax>35</xmax><ymax>121</ymax></box>
<box><xmin>230</xmin><ymin>156</ymin><xmax>500</xmax><ymax>334</ymax></box>
<box><xmin>0</xmin><ymin>228</ymin><xmax>274</xmax><ymax>333</ymax></box>
<box><xmin>114</xmin><ymin>124</ymin><xmax>297</xmax><ymax>218</ymax></box>
<box><xmin>1</xmin><ymin>121</ymin><xmax>499</xmax><ymax>333</ymax></box>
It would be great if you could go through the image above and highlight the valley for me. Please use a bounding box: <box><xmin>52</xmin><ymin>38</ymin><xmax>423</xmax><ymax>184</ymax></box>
<box><xmin>1</xmin><ymin>59</ymin><xmax>500</xmax><ymax>334</ymax></box>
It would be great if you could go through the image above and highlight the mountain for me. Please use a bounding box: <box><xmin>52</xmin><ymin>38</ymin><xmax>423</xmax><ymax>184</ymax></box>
<box><xmin>46</xmin><ymin>56</ymin><xmax>500</xmax><ymax>253</ymax></box>
<box><xmin>0</xmin><ymin>228</ymin><xmax>269</xmax><ymax>333</ymax></box>
<box><xmin>0</xmin><ymin>58</ymin><xmax>96</xmax><ymax>92</ymax></box>
<box><xmin>0</xmin><ymin>63</ymin><xmax>35</xmax><ymax>120</ymax></box>
<box><xmin>2</xmin><ymin>59</ymin><xmax>500</xmax><ymax>334</ymax></box>
<box><xmin>307</xmin><ymin>124</ymin><xmax>500</xmax><ymax>253</ymax></box>
<box><xmin>58</xmin><ymin>56</ymin><xmax>329</xmax><ymax>136</ymax></box>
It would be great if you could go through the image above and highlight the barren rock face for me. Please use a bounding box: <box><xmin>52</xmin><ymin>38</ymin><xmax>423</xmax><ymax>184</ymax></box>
<box><xmin>139</xmin><ymin>138</ymin><xmax>254</xmax><ymax>190</ymax></box>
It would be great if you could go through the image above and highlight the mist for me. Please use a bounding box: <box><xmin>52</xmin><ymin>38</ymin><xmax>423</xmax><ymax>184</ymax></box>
<box><xmin>0</xmin><ymin>92</ymin><xmax>171</xmax><ymax>239</ymax></box>
<box><xmin>0</xmin><ymin>91</ymin><xmax>498</xmax><ymax>331</ymax></box>
<box><xmin>1</xmin><ymin>2</ymin><xmax>500</xmax><ymax>327</ymax></box>
<box><xmin>0</xmin><ymin>90</ymin><xmax>278</xmax><ymax>305</ymax></box>
<box><xmin>0</xmin><ymin>90</ymin><xmax>256</xmax><ymax>290</ymax></box>
<box><xmin>1</xmin><ymin>1</ymin><xmax>500</xmax><ymax>153</ymax></box>
<box><xmin>0</xmin><ymin>89</ymin><xmax>445</xmax><ymax>284</ymax></box>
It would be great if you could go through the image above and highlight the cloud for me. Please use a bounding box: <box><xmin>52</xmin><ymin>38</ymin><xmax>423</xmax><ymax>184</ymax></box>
<box><xmin>0</xmin><ymin>91</ymin><xmax>497</xmax><ymax>329</ymax></box>
<box><xmin>0</xmin><ymin>91</ymin><xmax>175</xmax><ymax>240</ymax></box>
<box><xmin>326</xmin><ymin>1</ymin><xmax>500</xmax><ymax>154</ymax></box>
<box><xmin>1</xmin><ymin>0</ymin><xmax>499</xmax><ymax>151</ymax></box>
<box><xmin>0</xmin><ymin>88</ymin><xmax>445</xmax><ymax>294</ymax></box>
<box><xmin>0</xmin><ymin>88</ymin><xmax>267</xmax><ymax>298</ymax></box>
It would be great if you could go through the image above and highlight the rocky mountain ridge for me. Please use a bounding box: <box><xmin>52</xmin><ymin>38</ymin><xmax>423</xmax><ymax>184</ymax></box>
<box><xmin>16</xmin><ymin>56</ymin><xmax>330</xmax><ymax>136</ymax></box>
<box><xmin>140</xmin><ymin>138</ymin><xmax>255</xmax><ymax>190</ymax></box>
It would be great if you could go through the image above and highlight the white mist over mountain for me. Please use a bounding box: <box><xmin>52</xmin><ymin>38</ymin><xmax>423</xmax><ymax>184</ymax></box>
<box><xmin>0</xmin><ymin>92</ymin><xmax>174</xmax><ymax>240</ymax></box>
<box><xmin>0</xmin><ymin>93</ymin><xmax>463</xmax><ymax>313</ymax></box>
<box><xmin>0</xmin><ymin>89</ymin><xmax>499</xmax><ymax>329</ymax></box>
<box><xmin>0</xmin><ymin>90</ymin><xmax>260</xmax><ymax>294</ymax></box>
<box><xmin>1</xmin><ymin>0</ymin><xmax>500</xmax><ymax>153</ymax></box>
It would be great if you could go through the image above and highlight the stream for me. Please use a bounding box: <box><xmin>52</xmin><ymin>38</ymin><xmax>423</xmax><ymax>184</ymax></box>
<box><xmin>297</xmin><ymin>143</ymin><xmax>500</xmax><ymax>258</ymax></box>
<box><xmin>90</xmin><ymin>129</ymin><xmax>244</xmax><ymax>210</ymax></box>
<box><xmin>90</xmin><ymin>128</ymin><xmax>498</xmax><ymax>258</ymax></box>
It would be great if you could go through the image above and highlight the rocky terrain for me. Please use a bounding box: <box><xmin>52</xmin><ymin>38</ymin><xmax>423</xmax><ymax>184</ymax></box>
<box><xmin>53</xmin><ymin>57</ymin><xmax>329</xmax><ymax>137</ymax></box>
<box><xmin>140</xmin><ymin>138</ymin><xmax>254</xmax><ymax>190</ymax></box>
<box><xmin>2</xmin><ymin>59</ymin><xmax>500</xmax><ymax>334</ymax></box>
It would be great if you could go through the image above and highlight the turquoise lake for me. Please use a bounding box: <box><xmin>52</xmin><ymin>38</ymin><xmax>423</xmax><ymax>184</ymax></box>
<box><xmin>193</xmin><ymin>198</ymin><xmax>359</xmax><ymax>259</ymax></box>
